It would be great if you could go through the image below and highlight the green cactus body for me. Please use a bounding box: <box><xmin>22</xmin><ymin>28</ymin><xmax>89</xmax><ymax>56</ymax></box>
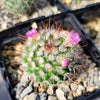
<box><xmin>2</xmin><ymin>0</ymin><xmax>38</xmax><ymax>15</ymax></box>
<box><xmin>21</xmin><ymin>28</ymin><xmax>81</xmax><ymax>84</ymax></box>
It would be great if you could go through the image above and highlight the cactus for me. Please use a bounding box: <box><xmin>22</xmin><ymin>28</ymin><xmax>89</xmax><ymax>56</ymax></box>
<box><xmin>2</xmin><ymin>0</ymin><xmax>41</xmax><ymax>15</ymax></box>
<box><xmin>18</xmin><ymin>27</ymin><xmax>81</xmax><ymax>84</ymax></box>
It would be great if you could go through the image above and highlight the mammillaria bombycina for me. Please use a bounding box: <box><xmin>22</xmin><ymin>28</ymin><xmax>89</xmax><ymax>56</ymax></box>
<box><xmin>20</xmin><ymin>28</ymin><xmax>81</xmax><ymax>84</ymax></box>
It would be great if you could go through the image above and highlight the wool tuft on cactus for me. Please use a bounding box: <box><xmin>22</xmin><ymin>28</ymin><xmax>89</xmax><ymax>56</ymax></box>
<box><xmin>19</xmin><ymin>27</ymin><xmax>81</xmax><ymax>84</ymax></box>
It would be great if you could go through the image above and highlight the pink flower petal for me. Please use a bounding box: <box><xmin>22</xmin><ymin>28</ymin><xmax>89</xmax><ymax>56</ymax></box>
<box><xmin>62</xmin><ymin>60</ymin><xmax>69</xmax><ymax>67</ymax></box>
<box><xmin>25</xmin><ymin>28</ymin><xmax>37</xmax><ymax>37</ymax></box>
<box><xmin>66</xmin><ymin>30</ymin><xmax>81</xmax><ymax>46</ymax></box>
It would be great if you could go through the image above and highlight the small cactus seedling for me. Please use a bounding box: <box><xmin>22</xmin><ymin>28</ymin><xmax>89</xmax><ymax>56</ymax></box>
<box><xmin>2</xmin><ymin>0</ymin><xmax>44</xmax><ymax>15</ymax></box>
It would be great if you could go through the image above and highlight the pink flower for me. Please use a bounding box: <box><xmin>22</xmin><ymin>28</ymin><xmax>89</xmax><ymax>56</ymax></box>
<box><xmin>66</xmin><ymin>30</ymin><xmax>81</xmax><ymax>46</ymax></box>
<box><xmin>25</xmin><ymin>28</ymin><xmax>37</xmax><ymax>37</ymax></box>
<box><xmin>61</xmin><ymin>59</ymin><xmax>69</xmax><ymax>67</ymax></box>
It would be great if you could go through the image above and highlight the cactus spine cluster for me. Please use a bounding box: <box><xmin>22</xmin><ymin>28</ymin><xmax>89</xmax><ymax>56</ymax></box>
<box><xmin>19</xmin><ymin>27</ymin><xmax>81</xmax><ymax>84</ymax></box>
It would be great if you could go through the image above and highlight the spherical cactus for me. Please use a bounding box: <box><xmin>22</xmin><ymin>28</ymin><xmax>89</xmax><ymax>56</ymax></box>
<box><xmin>20</xmin><ymin>28</ymin><xmax>81</xmax><ymax>84</ymax></box>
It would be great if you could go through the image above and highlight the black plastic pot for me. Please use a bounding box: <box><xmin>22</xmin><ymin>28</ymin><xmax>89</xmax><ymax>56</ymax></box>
<box><xmin>48</xmin><ymin>0</ymin><xmax>100</xmax><ymax>23</ymax></box>
<box><xmin>0</xmin><ymin>67</ymin><xmax>11</xmax><ymax>100</ymax></box>
<box><xmin>47</xmin><ymin>0</ymin><xmax>100</xmax><ymax>65</ymax></box>
<box><xmin>77</xmin><ymin>89</ymin><xmax>100</xmax><ymax>100</ymax></box>
<box><xmin>0</xmin><ymin>11</ymin><xmax>100</xmax><ymax>100</ymax></box>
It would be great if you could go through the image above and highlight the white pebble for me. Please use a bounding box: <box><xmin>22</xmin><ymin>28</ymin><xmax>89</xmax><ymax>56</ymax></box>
<box><xmin>56</xmin><ymin>88</ymin><xmax>66</xmax><ymax>100</ymax></box>
<box><xmin>76</xmin><ymin>89</ymin><xmax>82</xmax><ymax>95</ymax></box>
<box><xmin>1</xmin><ymin>22</ymin><xmax>7</xmax><ymax>30</ymax></box>
<box><xmin>78</xmin><ymin>85</ymin><xmax>85</xmax><ymax>91</ymax></box>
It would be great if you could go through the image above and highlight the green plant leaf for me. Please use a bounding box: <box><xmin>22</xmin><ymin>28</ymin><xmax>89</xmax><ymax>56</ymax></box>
<box><xmin>36</xmin><ymin>40</ymin><xmax>40</xmax><ymax>44</ymax></box>
<box><xmin>37</xmin><ymin>76</ymin><xmax>43</xmax><ymax>82</ymax></box>
<box><xmin>53</xmin><ymin>63</ymin><xmax>59</xmax><ymax>69</ymax></box>
<box><xmin>43</xmin><ymin>74</ymin><xmax>49</xmax><ymax>80</ymax></box>
<box><xmin>33</xmin><ymin>50</ymin><xmax>37</xmax><ymax>58</ymax></box>
<box><xmin>48</xmin><ymin>71</ymin><xmax>56</xmax><ymax>77</ymax></box>
<box><xmin>38</xmin><ymin>67</ymin><xmax>46</xmax><ymax>72</ymax></box>
<box><xmin>47</xmin><ymin>61</ymin><xmax>53</xmax><ymax>65</ymax></box>
<box><xmin>35</xmin><ymin>61</ymin><xmax>39</xmax><ymax>67</ymax></box>
<box><xmin>49</xmin><ymin>79</ymin><xmax>57</xmax><ymax>84</ymax></box>
<box><xmin>59</xmin><ymin>37</ymin><xmax>63</xmax><ymax>43</ymax></box>
<box><xmin>27</xmin><ymin>67</ymin><xmax>33</xmax><ymax>73</ymax></box>
<box><xmin>23</xmin><ymin>56</ymin><xmax>28</xmax><ymax>63</ymax></box>
<box><xmin>67</xmin><ymin>47</ymin><xmax>71</xmax><ymax>53</ymax></box>
<box><xmin>33</xmin><ymin>69</ymin><xmax>40</xmax><ymax>72</ymax></box>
